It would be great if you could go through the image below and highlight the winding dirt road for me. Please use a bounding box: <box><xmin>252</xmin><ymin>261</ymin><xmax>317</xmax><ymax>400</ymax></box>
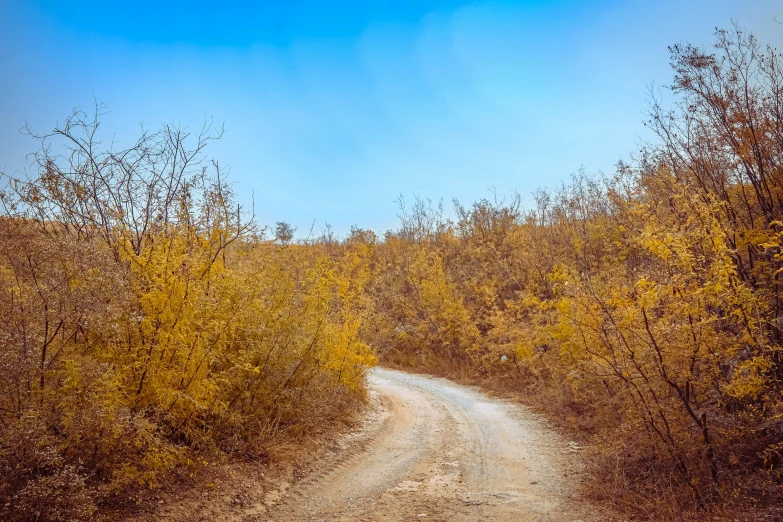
<box><xmin>263</xmin><ymin>368</ymin><xmax>598</xmax><ymax>522</ymax></box>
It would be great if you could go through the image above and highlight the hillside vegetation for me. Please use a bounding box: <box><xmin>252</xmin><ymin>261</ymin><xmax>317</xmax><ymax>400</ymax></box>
<box><xmin>0</xmin><ymin>111</ymin><xmax>375</xmax><ymax>520</ymax></box>
<box><xmin>364</xmin><ymin>27</ymin><xmax>783</xmax><ymax>518</ymax></box>
<box><xmin>1</xmin><ymin>26</ymin><xmax>782</xmax><ymax>521</ymax></box>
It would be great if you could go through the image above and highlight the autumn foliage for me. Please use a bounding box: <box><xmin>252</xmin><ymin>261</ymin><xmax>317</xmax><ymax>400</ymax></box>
<box><xmin>363</xmin><ymin>27</ymin><xmax>783</xmax><ymax>518</ymax></box>
<box><xmin>0</xmin><ymin>112</ymin><xmax>375</xmax><ymax>520</ymax></box>
<box><xmin>1</xmin><ymin>24</ymin><xmax>783</xmax><ymax>521</ymax></box>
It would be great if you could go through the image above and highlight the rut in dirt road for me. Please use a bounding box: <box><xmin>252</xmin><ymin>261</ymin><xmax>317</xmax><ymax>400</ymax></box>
<box><xmin>262</xmin><ymin>368</ymin><xmax>600</xmax><ymax>522</ymax></box>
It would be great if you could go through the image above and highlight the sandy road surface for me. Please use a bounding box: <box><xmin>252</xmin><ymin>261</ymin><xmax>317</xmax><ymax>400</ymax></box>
<box><xmin>263</xmin><ymin>368</ymin><xmax>598</xmax><ymax>522</ymax></box>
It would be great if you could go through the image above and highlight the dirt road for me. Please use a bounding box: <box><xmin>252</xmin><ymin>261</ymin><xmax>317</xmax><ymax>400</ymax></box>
<box><xmin>263</xmin><ymin>368</ymin><xmax>598</xmax><ymax>522</ymax></box>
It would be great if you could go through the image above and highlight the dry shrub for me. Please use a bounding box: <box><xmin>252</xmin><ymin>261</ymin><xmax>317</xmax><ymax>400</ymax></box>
<box><xmin>364</xmin><ymin>25</ymin><xmax>783</xmax><ymax>520</ymax></box>
<box><xmin>0</xmin><ymin>414</ymin><xmax>94</xmax><ymax>521</ymax></box>
<box><xmin>0</xmin><ymin>109</ymin><xmax>375</xmax><ymax>520</ymax></box>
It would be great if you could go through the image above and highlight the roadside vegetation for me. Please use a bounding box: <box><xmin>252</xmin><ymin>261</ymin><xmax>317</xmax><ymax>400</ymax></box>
<box><xmin>1</xmin><ymin>25</ymin><xmax>781</xmax><ymax>521</ymax></box>
<box><xmin>364</xmin><ymin>26</ymin><xmax>783</xmax><ymax>519</ymax></box>
<box><xmin>0</xmin><ymin>110</ymin><xmax>375</xmax><ymax>521</ymax></box>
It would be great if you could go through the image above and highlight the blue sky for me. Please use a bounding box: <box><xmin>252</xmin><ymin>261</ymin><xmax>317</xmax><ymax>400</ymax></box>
<box><xmin>2</xmin><ymin>1</ymin><xmax>783</xmax><ymax>235</ymax></box>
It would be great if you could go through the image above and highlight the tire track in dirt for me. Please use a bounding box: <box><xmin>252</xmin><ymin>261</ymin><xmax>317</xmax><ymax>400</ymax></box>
<box><xmin>259</xmin><ymin>368</ymin><xmax>602</xmax><ymax>522</ymax></box>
